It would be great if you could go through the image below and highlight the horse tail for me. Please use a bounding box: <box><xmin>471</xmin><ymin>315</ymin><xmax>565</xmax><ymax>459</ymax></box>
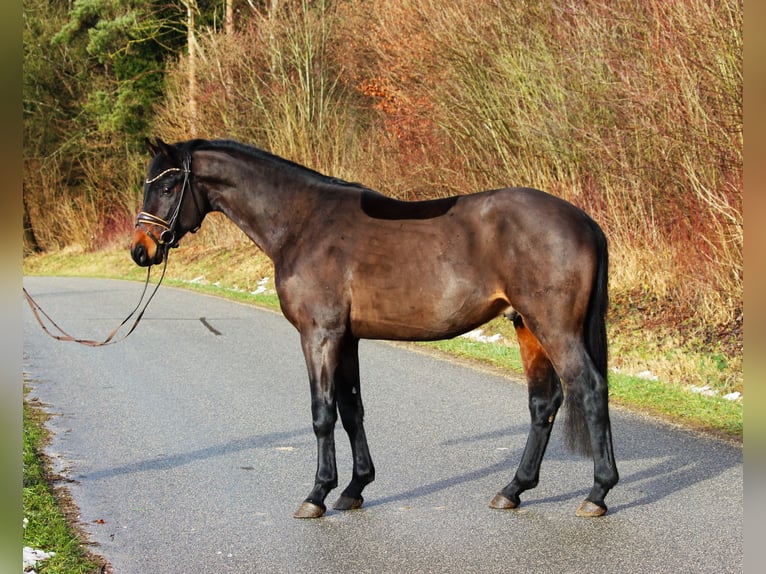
<box><xmin>564</xmin><ymin>217</ymin><xmax>609</xmax><ymax>457</ymax></box>
<box><xmin>584</xmin><ymin>218</ymin><xmax>609</xmax><ymax>379</ymax></box>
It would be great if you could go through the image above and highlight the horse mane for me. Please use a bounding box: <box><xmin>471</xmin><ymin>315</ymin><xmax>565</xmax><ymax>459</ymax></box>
<box><xmin>180</xmin><ymin>138</ymin><xmax>456</xmax><ymax>220</ymax></box>
<box><xmin>182</xmin><ymin>138</ymin><xmax>369</xmax><ymax>192</ymax></box>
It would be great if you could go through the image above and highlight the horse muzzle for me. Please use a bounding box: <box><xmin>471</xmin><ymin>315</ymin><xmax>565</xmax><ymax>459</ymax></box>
<box><xmin>131</xmin><ymin>226</ymin><xmax>165</xmax><ymax>266</ymax></box>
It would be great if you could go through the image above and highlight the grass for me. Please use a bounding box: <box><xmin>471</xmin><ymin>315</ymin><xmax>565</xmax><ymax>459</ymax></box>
<box><xmin>23</xmin><ymin>243</ymin><xmax>742</xmax><ymax>441</ymax></box>
<box><xmin>23</xmin><ymin>392</ymin><xmax>105</xmax><ymax>574</ymax></box>
<box><xmin>420</xmin><ymin>331</ymin><xmax>742</xmax><ymax>440</ymax></box>
<box><xmin>607</xmin><ymin>373</ymin><xmax>742</xmax><ymax>437</ymax></box>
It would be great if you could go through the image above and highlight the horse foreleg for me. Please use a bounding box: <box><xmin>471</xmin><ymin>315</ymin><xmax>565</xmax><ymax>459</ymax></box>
<box><xmin>491</xmin><ymin>314</ymin><xmax>563</xmax><ymax>510</ymax></box>
<box><xmin>333</xmin><ymin>337</ymin><xmax>376</xmax><ymax>511</ymax></box>
<box><xmin>293</xmin><ymin>329</ymin><xmax>343</xmax><ymax>519</ymax></box>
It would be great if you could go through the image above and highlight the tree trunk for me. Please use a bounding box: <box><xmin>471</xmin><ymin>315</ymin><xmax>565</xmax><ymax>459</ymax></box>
<box><xmin>186</xmin><ymin>0</ymin><xmax>198</xmax><ymax>137</ymax></box>
<box><xmin>225</xmin><ymin>0</ymin><xmax>234</xmax><ymax>35</ymax></box>
<box><xmin>22</xmin><ymin>192</ymin><xmax>40</xmax><ymax>253</ymax></box>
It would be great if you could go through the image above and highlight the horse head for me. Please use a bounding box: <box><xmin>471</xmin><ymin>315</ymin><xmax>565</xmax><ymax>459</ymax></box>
<box><xmin>131</xmin><ymin>138</ymin><xmax>204</xmax><ymax>266</ymax></box>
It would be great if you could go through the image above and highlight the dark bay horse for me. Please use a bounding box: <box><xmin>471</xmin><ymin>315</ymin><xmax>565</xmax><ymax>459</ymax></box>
<box><xmin>131</xmin><ymin>138</ymin><xmax>618</xmax><ymax>519</ymax></box>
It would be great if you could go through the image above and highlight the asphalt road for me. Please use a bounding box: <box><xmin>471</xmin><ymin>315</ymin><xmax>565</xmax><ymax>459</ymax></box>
<box><xmin>22</xmin><ymin>276</ymin><xmax>743</xmax><ymax>573</ymax></box>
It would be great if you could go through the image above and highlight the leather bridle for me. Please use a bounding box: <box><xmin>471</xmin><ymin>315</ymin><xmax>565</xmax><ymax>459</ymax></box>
<box><xmin>134</xmin><ymin>153</ymin><xmax>200</xmax><ymax>253</ymax></box>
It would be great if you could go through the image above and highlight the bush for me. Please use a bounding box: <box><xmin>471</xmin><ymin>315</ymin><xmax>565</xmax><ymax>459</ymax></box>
<box><xmin>348</xmin><ymin>0</ymin><xmax>742</xmax><ymax>326</ymax></box>
<box><xmin>34</xmin><ymin>0</ymin><xmax>742</xmax><ymax>335</ymax></box>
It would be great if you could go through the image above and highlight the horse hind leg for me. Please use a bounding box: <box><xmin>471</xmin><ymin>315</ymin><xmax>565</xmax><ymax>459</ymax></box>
<box><xmin>533</xmin><ymin>328</ymin><xmax>619</xmax><ymax>517</ymax></box>
<box><xmin>490</xmin><ymin>312</ymin><xmax>563</xmax><ymax>510</ymax></box>
<box><xmin>333</xmin><ymin>337</ymin><xmax>376</xmax><ymax>511</ymax></box>
<box><xmin>564</xmin><ymin>353</ymin><xmax>619</xmax><ymax>517</ymax></box>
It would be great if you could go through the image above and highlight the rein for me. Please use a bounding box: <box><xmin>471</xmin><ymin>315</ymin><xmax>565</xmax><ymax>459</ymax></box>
<box><xmin>23</xmin><ymin>255</ymin><xmax>169</xmax><ymax>347</ymax></box>
<box><xmin>25</xmin><ymin>152</ymin><xmax>198</xmax><ymax>347</ymax></box>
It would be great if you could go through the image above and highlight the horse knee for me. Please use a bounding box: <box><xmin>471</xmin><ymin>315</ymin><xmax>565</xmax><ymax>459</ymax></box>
<box><xmin>311</xmin><ymin>405</ymin><xmax>337</xmax><ymax>437</ymax></box>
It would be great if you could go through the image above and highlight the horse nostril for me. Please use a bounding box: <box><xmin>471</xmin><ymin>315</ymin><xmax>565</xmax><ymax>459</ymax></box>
<box><xmin>132</xmin><ymin>243</ymin><xmax>148</xmax><ymax>266</ymax></box>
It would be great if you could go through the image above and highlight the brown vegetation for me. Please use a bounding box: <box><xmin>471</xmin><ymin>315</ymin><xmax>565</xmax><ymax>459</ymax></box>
<box><xmin>24</xmin><ymin>0</ymin><xmax>742</xmax><ymax>389</ymax></box>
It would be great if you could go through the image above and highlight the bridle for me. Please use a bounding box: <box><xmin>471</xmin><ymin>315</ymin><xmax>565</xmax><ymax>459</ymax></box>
<box><xmin>134</xmin><ymin>153</ymin><xmax>201</xmax><ymax>253</ymax></box>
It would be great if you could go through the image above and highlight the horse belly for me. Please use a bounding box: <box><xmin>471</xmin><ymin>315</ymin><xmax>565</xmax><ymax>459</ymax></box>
<box><xmin>348</xmin><ymin>262</ymin><xmax>510</xmax><ymax>341</ymax></box>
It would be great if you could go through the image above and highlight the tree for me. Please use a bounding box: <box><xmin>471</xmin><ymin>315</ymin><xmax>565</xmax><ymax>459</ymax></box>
<box><xmin>182</xmin><ymin>0</ymin><xmax>199</xmax><ymax>136</ymax></box>
<box><xmin>23</xmin><ymin>0</ymin><xmax>235</xmax><ymax>250</ymax></box>
<box><xmin>24</xmin><ymin>0</ymin><xmax>93</xmax><ymax>251</ymax></box>
<box><xmin>51</xmin><ymin>0</ymin><xmax>188</xmax><ymax>146</ymax></box>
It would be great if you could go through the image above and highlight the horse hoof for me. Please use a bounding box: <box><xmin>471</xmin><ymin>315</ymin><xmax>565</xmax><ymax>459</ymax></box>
<box><xmin>333</xmin><ymin>495</ymin><xmax>364</xmax><ymax>511</ymax></box>
<box><xmin>293</xmin><ymin>501</ymin><xmax>326</xmax><ymax>519</ymax></box>
<box><xmin>576</xmin><ymin>499</ymin><xmax>607</xmax><ymax>517</ymax></box>
<box><xmin>489</xmin><ymin>493</ymin><xmax>519</xmax><ymax>510</ymax></box>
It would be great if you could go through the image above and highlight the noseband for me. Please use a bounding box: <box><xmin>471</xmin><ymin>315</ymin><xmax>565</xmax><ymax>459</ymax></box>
<box><xmin>135</xmin><ymin>153</ymin><xmax>201</xmax><ymax>251</ymax></box>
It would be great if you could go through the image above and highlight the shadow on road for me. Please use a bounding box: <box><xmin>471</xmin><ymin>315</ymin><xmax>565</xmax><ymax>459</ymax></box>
<box><xmin>81</xmin><ymin>427</ymin><xmax>311</xmax><ymax>481</ymax></box>
<box><xmin>80</xmin><ymin>411</ymin><xmax>741</xmax><ymax>518</ymax></box>
<box><xmin>366</xmin><ymin>418</ymin><xmax>742</xmax><ymax>515</ymax></box>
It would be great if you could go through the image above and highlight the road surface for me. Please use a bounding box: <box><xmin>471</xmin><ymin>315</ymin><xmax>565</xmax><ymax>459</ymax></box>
<box><xmin>22</xmin><ymin>276</ymin><xmax>743</xmax><ymax>573</ymax></box>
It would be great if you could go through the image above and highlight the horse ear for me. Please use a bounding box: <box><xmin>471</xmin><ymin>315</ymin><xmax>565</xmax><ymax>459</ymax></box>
<box><xmin>145</xmin><ymin>137</ymin><xmax>174</xmax><ymax>158</ymax></box>
<box><xmin>145</xmin><ymin>137</ymin><xmax>160</xmax><ymax>157</ymax></box>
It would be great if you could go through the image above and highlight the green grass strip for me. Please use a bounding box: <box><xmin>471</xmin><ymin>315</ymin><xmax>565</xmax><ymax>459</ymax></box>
<box><xmin>422</xmin><ymin>337</ymin><xmax>741</xmax><ymax>439</ymax></box>
<box><xmin>23</xmin><ymin>395</ymin><xmax>104</xmax><ymax>574</ymax></box>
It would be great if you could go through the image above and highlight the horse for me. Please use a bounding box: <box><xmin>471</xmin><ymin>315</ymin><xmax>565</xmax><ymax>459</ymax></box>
<box><xmin>131</xmin><ymin>137</ymin><xmax>618</xmax><ymax>519</ymax></box>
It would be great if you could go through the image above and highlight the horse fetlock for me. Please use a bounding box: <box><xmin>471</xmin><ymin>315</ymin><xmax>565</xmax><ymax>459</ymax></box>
<box><xmin>353</xmin><ymin>464</ymin><xmax>375</xmax><ymax>485</ymax></box>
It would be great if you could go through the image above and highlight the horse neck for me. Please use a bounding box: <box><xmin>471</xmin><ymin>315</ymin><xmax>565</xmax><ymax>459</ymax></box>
<box><xmin>193</xmin><ymin>148</ymin><xmax>323</xmax><ymax>260</ymax></box>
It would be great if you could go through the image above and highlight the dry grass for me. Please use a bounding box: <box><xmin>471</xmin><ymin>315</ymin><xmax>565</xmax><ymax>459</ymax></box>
<box><xmin>23</xmin><ymin>157</ymin><xmax>98</xmax><ymax>252</ymax></box>
<box><xmin>351</xmin><ymin>0</ymin><xmax>741</xmax><ymax>327</ymax></box>
<box><xmin>158</xmin><ymin>0</ymin><xmax>743</xmax><ymax>330</ymax></box>
<box><xmin>24</xmin><ymin>137</ymin><xmax>146</xmax><ymax>254</ymax></box>
<box><xmin>24</xmin><ymin>0</ymin><xmax>742</xmax><ymax>388</ymax></box>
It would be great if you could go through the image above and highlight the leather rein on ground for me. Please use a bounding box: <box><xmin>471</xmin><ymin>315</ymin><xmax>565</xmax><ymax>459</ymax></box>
<box><xmin>23</xmin><ymin>248</ymin><xmax>169</xmax><ymax>347</ymax></box>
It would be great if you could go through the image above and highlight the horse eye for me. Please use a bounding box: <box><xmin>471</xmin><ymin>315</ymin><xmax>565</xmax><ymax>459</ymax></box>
<box><xmin>161</xmin><ymin>186</ymin><xmax>171</xmax><ymax>195</ymax></box>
